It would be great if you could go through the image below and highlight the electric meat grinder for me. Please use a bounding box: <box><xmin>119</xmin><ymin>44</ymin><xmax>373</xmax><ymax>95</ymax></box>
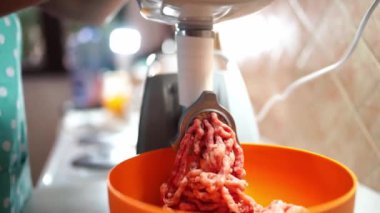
<box><xmin>136</xmin><ymin>0</ymin><xmax>274</xmax><ymax>153</ymax></box>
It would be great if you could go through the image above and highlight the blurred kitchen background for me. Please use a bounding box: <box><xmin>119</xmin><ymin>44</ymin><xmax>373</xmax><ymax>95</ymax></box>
<box><xmin>20</xmin><ymin>0</ymin><xmax>379</xmax><ymax>195</ymax></box>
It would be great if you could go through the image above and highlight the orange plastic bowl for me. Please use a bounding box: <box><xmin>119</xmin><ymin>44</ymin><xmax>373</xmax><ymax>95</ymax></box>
<box><xmin>108</xmin><ymin>144</ymin><xmax>357</xmax><ymax>213</ymax></box>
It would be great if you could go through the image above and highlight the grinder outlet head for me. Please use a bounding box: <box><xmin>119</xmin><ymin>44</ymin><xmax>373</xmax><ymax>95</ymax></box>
<box><xmin>172</xmin><ymin>91</ymin><xmax>237</xmax><ymax>150</ymax></box>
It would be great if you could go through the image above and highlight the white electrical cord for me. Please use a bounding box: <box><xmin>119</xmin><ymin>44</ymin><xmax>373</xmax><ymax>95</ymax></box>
<box><xmin>256</xmin><ymin>0</ymin><xmax>379</xmax><ymax>123</ymax></box>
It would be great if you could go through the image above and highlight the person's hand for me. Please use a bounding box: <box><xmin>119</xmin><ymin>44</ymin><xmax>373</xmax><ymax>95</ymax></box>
<box><xmin>0</xmin><ymin>0</ymin><xmax>45</xmax><ymax>17</ymax></box>
<box><xmin>40</xmin><ymin>0</ymin><xmax>128</xmax><ymax>25</ymax></box>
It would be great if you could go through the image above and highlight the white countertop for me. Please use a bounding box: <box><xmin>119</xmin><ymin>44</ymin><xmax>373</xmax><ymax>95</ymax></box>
<box><xmin>23</xmin><ymin>109</ymin><xmax>380</xmax><ymax>213</ymax></box>
<box><xmin>23</xmin><ymin>181</ymin><xmax>109</xmax><ymax>213</ymax></box>
<box><xmin>37</xmin><ymin>109</ymin><xmax>140</xmax><ymax>187</ymax></box>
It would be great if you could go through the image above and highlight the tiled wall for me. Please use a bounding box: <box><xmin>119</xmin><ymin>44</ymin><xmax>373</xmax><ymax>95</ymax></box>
<box><xmin>219</xmin><ymin>0</ymin><xmax>380</xmax><ymax>191</ymax></box>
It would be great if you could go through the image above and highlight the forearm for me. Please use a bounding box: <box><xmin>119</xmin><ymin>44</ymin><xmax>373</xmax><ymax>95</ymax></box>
<box><xmin>0</xmin><ymin>0</ymin><xmax>45</xmax><ymax>17</ymax></box>
<box><xmin>39</xmin><ymin>0</ymin><xmax>127</xmax><ymax>25</ymax></box>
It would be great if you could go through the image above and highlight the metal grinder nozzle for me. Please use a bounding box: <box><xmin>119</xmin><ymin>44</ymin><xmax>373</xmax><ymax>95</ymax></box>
<box><xmin>172</xmin><ymin>91</ymin><xmax>237</xmax><ymax>150</ymax></box>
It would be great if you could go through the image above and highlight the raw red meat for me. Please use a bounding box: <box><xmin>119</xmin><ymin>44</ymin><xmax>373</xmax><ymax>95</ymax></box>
<box><xmin>160</xmin><ymin>112</ymin><xmax>306</xmax><ymax>213</ymax></box>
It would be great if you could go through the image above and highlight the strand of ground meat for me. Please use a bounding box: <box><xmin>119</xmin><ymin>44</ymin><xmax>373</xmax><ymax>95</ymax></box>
<box><xmin>160</xmin><ymin>112</ymin><xmax>307</xmax><ymax>213</ymax></box>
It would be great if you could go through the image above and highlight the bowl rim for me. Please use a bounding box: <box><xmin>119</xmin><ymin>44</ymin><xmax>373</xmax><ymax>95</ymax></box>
<box><xmin>107</xmin><ymin>143</ymin><xmax>357</xmax><ymax>212</ymax></box>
